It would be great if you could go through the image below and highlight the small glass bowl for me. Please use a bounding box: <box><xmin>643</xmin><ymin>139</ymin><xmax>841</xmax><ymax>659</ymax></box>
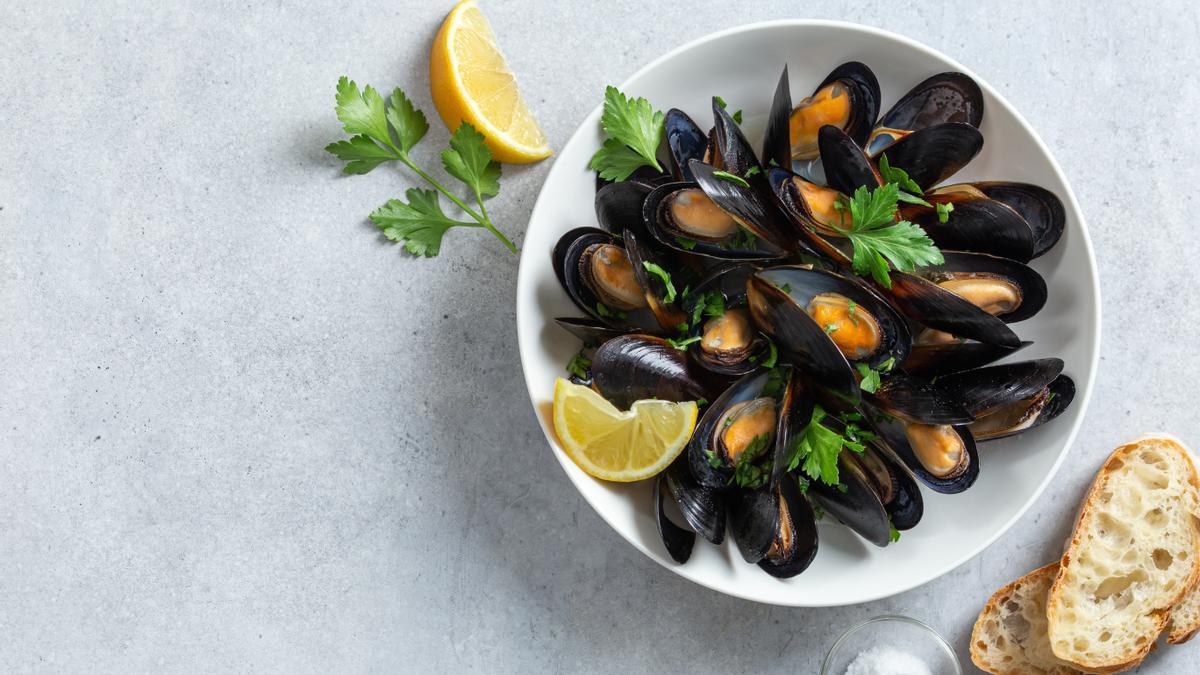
<box><xmin>821</xmin><ymin>615</ymin><xmax>962</xmax><ymax>675</ymax></box>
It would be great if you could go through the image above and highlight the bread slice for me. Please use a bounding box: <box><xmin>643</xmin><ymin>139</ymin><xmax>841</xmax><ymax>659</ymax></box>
<box><xmin>1046</xmin><ymin>434</ymin><xmax>1200</xmax><ymax>670</ymax></box>
<box><xmin>971</xmin><ymin>562</ymin><xmax>1089</xmax><ymax>674</ymax></box>
<box><xmin>1167</xmin><ymin>579</ymin><xmax>1200</xmax><ymax>643</ymax></box>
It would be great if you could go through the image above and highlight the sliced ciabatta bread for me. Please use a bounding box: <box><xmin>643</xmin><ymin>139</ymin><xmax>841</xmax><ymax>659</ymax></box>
<box><xmin>1046</xmin><ymin>433</ymin><xmax>1200</xmax><ymax>670</ymax></box>
<box><xmin>971</xmin><ymin>562</ymin><xmax>1088</xmax><ymax>674</ymax></box>
<box><xmin>1167</xmin><ymin>579</ymin><xmax>1200</xmax><ymax>644</ymax></box>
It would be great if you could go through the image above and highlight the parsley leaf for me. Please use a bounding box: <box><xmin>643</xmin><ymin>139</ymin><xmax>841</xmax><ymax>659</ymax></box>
<box><xmin>786</xmin><ymin>405</ymin><xmax>846</xmax><ymax>486</ymax></box>
<box><xmin>824</xmin><ymin>323</ymin><xmax>839</xmax><ymax>334</ymax></box>
<box><xmin>566</xmin><ymin>350</ymin><xmax>591</xmax><ymax>379</ymax></box>
<box><xmin>730</xmin><ymin>434</ymin><xmax>772</xmax><ymax>489</ymax></box>
<box><xmin>889</xmin><ymin>522</ymin><xmax>901</xmax><ymax>543</ymax></box>
<box><xmin>714</xmin><ymin>96</ymin><xmax>743</xmax><ymax>124</ymax></box>
<box><xmin>441</xmin><ymin>123</ymin><xmax>501</xmax><ymax>199</ymax></box>
<box><xmin>712</xmin><ymin>171</ymin><xmax>750</xmax><ymax>188</ymax></box>
<box><xmin>878</xmin><ymin>154</ymin><xmax>931</xmax><ymax>207</ymax></box>
<box><xmin>936</xmin><ymin>201</ymin><xmax>955</xmax><ymax>223</ymax></box>
<box><xmin>384</xmin><ymin>87</ymin><xmax>429</xmax><ymax>155</ymax></box>
<box><xmin>589</xmin><ymin>86</ymin><xmax>664</xmax><ymax>181</ymax></box>
<box><xmin>705</xmin><ymin>449</ymin><xmax>722</xmax><ymax>469</ymax></box>
<box><xmin>760</xmin><ymin>338</ymin><xmax>778</xmax><ymax>368</ymax></box>
<box><xmin>642</xmin><ymin>261</ymin><xmax>677</xmax><ymax>303</ymax></box>
<box><xmin>675</xmin><ymin>236</ymin><xmax>699</xmax><ymax>251</ymax></box>
<box><xmin>836</xmin><ymin>184</ymin><xmax>944</xmax><ymax>288</ymax></box>
<box><xmin>666</xmin><ymin>335</ymin><xmax>702</xmax><ymax>351</ymax></box>
<box><xmin>690</xmin><ymin>291</ymin><xmax>726</xmax><ymax>328</ymax></box>
<box><xmin>369</xmin><ymin>188</ymin><xmax>476</xmax><ymax>257</ymax></box>
<box><xmin>856</xmin><ymin>362</ymin><xmax>882</xmax><ymax>393</ymax></box>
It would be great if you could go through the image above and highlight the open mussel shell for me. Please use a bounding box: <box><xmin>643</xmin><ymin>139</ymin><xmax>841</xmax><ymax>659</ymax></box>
<box><xmin>902</xmin><ymin>185</ymin><xmax>1035</xmax><ymax>263</ymax></box>
<box><xmin>862</xmin><ymin>443</ymin><xmax>924</xmax><ymax>531</ymax></box>
<box><xmin>866</xmin><ymin>72</ymin><xmax>984</xmax><ymax>156</ymax></box>
<box><xmin>712</xmin><ymin>98</ymin><xmax>761</xmax><ymax>175</ymax></box>
<box><xmin>771</xmin><ymin>369</ymin><xmax>814</xmax><ymax>487</ymax></box>
<box><xmin>865</xmin><ymin>406</ymin><xmax>980</xmax><ymax>494</ymax></box>
<box><xmin>596</xmin><ymin>180</ymin><xmax>654</xmax><ymax>239</ymax></box>
<box><xmin>910</xmin><ymin>251</ymin><xmax>1048</xmax><ymax>324</ymax></box>
<box><xmin>865</xmin><ymin>372</ymin><xmax>974</xmax><ymax>425</ymax></box>
<box><xmin>682</xmin><ymin>263</ymin><xmax>768</xmax><ymax>376</ymax></box>
<box><xmin>686</xmin><ymin>369</ymin><xmax>788</xmax><ymax>488</ymax></box>
<box><xmin>642</xmin><ymin>176</ymin><xmax>788</xmax><ymax>260</ymax></box>
<box><xmin>938</xmin><ymin>358</ymin><xmax>1065</xmax><ymax>418</ymax></box>
<box><xmin>666</xmin><ymin>109</ymin><xmax>709</xmax><ymax>181</ymax></box>
<box><xmin>624</xmin><ymin>228</ymin><xmax>688</xmax><ymax>332</ymax></box>
<box><xmin>654</xmin><ymin>472</ymin><xmax>696</xmax><ymax>563</ymax></box>
<box><xmin>807</xmin><ymin>450</ymin><xmax>893</xmax><ymax>547</ymax></box>
<box><xmin>728</xmin><ymin>486</ymin><xmax>779</xmax><ymax>563</ymax></box>
<box><xmin>664</xmin><ymin>459</ymin><xmax>726</xmax><ymax>544</ymax></box>
<box><xmin>767</xmin><ymin>167</ymin><xmax>856</xmax><ymax>265</ymax></box>
<box><xmin>970</xmin><ymin>374</ymin><xmax>1075</xmax><ymax>441</ymax></box>
<box><xmin>553</xmin><ymin>317</ymin><xmax>628</xmax><ymax>347</ymax></box>
<box><xmin>749</xmin><ymin>266</ymin><xmax>911</xmax><ymax>402</ymax></box>
<box><xmin>553</xmin><ymin>227</ymin><xmax>660</xmax><ymax>331</ymax></box>
<box><xmin>591</xmin><ymin>334</ymin><xmax>712</xmax><ymax>410</ymax></box>
<box><xmin>758</xmin><ymin>478</ymin><xmax>819</xmax><ymax>578</ymax></box>
<box><xmin>885</xmin><ymin>271</ymin><xmax>1022</xmax><ymax>348</ymax></box>
<box><xmin>818</xmin><ymin>125</ymin><xmax>883</xmax><ymax>195</ymax></box>
<box><xmin>901</xmin><ymin>340</ymin><xmax>1031</xmax><ymax>378</ymax></box>
<box><xmin>595</xmin><ymin>165</ymin><xmax>671</xmax><ymax>192</ymax></box>
<box><xmin>790</xmin><ymin>62</ymin><xmax>881</xmax><ymax>161</ymax></box>
<box><xmin>974</xmin><ymin>182</ymin><xmax>1066</xmax><ymax>258</ymax></box>
<box><xmin>876</xmin><ymin>122</ymin><xmax>983</xmax><ymax>189</ymax></box>
<box><xmin>761</xmin><ymin>65</ymin><xmax>793</xmax><ymax>171</ymax></box>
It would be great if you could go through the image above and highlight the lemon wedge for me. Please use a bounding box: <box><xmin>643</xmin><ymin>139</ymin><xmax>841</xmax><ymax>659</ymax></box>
<box><xmin>552</xmin><ymin>379</ymin><xmax>698</xmax><ymax>482</ymax></box>
<box><xmin>429</xmin><ymin>0</ymin><xmax>551</xmax><ymax>163</ymax></box>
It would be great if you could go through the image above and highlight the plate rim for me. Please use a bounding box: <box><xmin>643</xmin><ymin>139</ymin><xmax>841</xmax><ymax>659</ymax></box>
<box><xmin>515</xmin><ymin>18</ymin><xmax>1101</xmax><ymax>607</ymax></box>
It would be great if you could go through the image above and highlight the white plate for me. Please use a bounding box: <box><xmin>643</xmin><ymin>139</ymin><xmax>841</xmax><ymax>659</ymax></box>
<box><xmin>516</xmin><ymin>20</ymin><xmax>1100</xmax><ymax>606</ymax></box>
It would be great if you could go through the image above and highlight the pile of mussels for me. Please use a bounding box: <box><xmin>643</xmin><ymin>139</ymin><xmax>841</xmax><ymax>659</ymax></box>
<box><xmin>551</xmin><ymin>63</ymin><xmax>1073</xmax><ymax>578</ymax></box>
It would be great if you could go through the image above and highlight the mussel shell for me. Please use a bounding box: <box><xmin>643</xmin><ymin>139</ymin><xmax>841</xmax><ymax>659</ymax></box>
<box><xmin>767</xmin><ymin>168</ymin><xmax>856</xmax><ymax>266</ymax></box>
<box><xmin>762</xmin><ymin>65</ymin><xmax>793</xmax><ymax>171</ymax></box>
<box><xmin>819</xmin><ymin>125</ymin><xmax>883</xmax><ymax>195</ymax></box>
<box><xmin>914</xmin><ymin>251</ymin><xmax>1047</xmax><ymax>323</ymax></box>
<box><xmin>595</xmin><ymin>165</ymin><xmax>671</xmax><ymax>192</ymax></box>
<box><xmin>664</xmin><ymin>458</ymin><xmax>726</xmax><ymax>544</ymax></box>
<box><xmin>807</xmin><ymin>450</ymin><xmax>893</xmax><ymax>547</ymax></box>
<box><xmin>901</xmin><ymin>340</ymin><xmax>1031</xmax><ymax>378</ymax></box>
<box><xmin>858</xmin><ymin>443</ymin><xmax>924</xmax><ymax>531</ymax></box>
<box><xmin>868</xmin><ymin>72</ymin><xmax>984</xmax><ymax>156</ymax></box>
<box><xmin>596</xmin><ymin>180</ymin><xmax>654</xmax><ymax>239</ymax></box>
<box><xmin>682</xmin><ymin>263</ymin><xmax>767</xmax><ymax>376</ymax></box>
<box><xmin>624</xmin><ymin>228</ymin><xmax>688</xmax><ymax>332</ymax></box>
<box><xmin>751</xmin><ymin>266</ymin><xmax>912</xmax><ymax>400</ymax></box>
<box><xmin>654</xmin><ymin>472</ymin><xmax>695</xmax><ymax>563</ymax></box>
<box><xmin>553</xmin><ymin>317</ymin><xmax>628</xmax><ymax>347</ymax></box>
<box><xmin>974</xmin><ymin>182</ymin><xmax>1066</xmax><ymax>258</ymax></box>
<box><xmin>772</xmin><ymin>369</ymin><xmax>814</xmax><ymax>487</ymax></box>
<box><xmin>758</xmin><ymin>477</ymin><xmax>819</xmax><ymax>578</ymax></box>
<box><xmin>904</xmin><ymin>191</ymin><xmax>1035</xmax><ymax>263</ymax></box>
<box><xmin>687</xmin><ymin>369</ymin><xmax>775</xmax><ymax>488</ymax></box>
<box><xmin>591</xmin><ymin>334</ymin><xmax>712</xmax><ymax>410</ymax></box>
<box><xmin>865</xmin><ymin>372</ymin><xmax>975</xmax><ymax>425</ymax></box>
<box><xmin>553</xmin><ymin>227</ymin><xmax>656</xmax><ymax>331</ymax></box>
<box><xmin>885</xmin><ymin>270</ymin><xmax>1022</xmax><ymax>348</ymax></box>
<box><xmin>665</xmin><ymin>109</ymin><xmax>709</xmax><ymax>181</ymax></box>
<box><xmin>712</xmin><ymin>98</ymin><xmax>761</xmax><ymax>175</ymax></box>
<box><xmin>866</xmin><ymin>407</ymin><xmax>980</xmax><ymax>494</ymax></box>
<box><xmin>969</xmin><ymin>373</ymin><xmax>1075</xmax><ymax>442</ymax></box>
<box><xmin>939</xmin><ymin>358</ymin><xmax>1065</xmax><ymax>418</ymax></box>
<box><xmin>876</xmin><ymin>122</ymin><xmax>983</xmax><ymax>189</ymax></box>
<box><xmin>820</xmin><ymin>62</ymin><xmax>881</xmax><ymax>148</ymax></box>
<box><xmin>727</xmin><ymin>485</ymin><xmax>779</xmax><ymax>564</ymax></box>
<box><xmin>643</xmin><ymin>178</ymin><xmax>788</xmax><ymax>260</ymax></box>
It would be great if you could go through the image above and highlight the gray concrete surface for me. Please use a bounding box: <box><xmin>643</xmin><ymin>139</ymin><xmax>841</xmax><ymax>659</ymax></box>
<box><xmin>1</xmin><ymin>1</ymin><xmax>1197</xmax><ymax>672</ymax></box>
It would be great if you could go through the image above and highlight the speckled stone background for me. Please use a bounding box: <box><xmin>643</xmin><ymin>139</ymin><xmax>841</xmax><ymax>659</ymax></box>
<box><xmin>1</xmin><ymin>1</ymin><xmax>1197</xmax><ymax>672</ymax></box>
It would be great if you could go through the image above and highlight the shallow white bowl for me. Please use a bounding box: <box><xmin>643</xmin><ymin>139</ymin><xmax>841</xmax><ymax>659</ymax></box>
<box><xmin>516</xmin><ymin>20</ymin><xmax>1099</xmax><ymax>606</ymax></box>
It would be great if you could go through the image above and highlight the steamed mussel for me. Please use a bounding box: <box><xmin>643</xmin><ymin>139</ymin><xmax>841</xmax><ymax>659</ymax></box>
<box><xmin>548</xmin><ymin>61</ymin><xmax>1076</xmax><ymax>580</ymax></box>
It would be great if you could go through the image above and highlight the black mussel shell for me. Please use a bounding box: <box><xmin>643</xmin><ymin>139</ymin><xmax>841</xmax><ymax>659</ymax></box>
<box><xmin>596</xmin><ymin>181</ymin><xmax>654</xmax><ymax>239</ymax></box>
<box><xmin>664</xmin><ymin>459</ymin><xmax>726</xmax><ymax>544</ymax></box>
<box><xmin>554</xmin><ymin>317</ymin><xmax>627</xmax><ymax>347</ymax></box>
<box><xmin>885</xmin><ymin>271</ymin><xmax>1022</xmax><ymax>348</ymax></box>
<box><xmin>865</xmin><ymin>406</ymin><xmax>980</xmax><ymax>494</ymax></box>
<box><xmin>712</xmin><ymin>98</ymin><xmax>761</xmax><ymax>175</ymax></box>
<box><xmin>865</xmin><ymin>372</ymin><xmax>975</xmax><ymax>425</ymax></box>
<box><xmin>762</xmin><ymin>65</ymin><xmax>793</xmax><ymax>171</ymax></box>
<box><xmin>665</xmin><ymin>109</ymin><xmax>709</xmax><ymax>181</ymax></box>
<box><xmin>876</xmin><ymin>122</ymin><xmax>983</xmax><ymax>189</ymax></box>
<box><xmin>867</xmin><ymin>72</ymin><xmax>984</xmax><ymax>156</ymax></box>
<box><xmin>690</xmin><ymin>161</ymin><xmax>791</xmax><ymax>249</ymax></box>
<box><xmin>767</xmin><ymin>167</ymin><xmax>855</xmax><ymax>265</ymax></box>
<box><xmin>553</xmin><ymin>227</ymin><xmax>658</xmax><ymax>331</ymax></box>
<box><xmin>643</xmin><ymin>178</ymin><xmax>788</xmax><ymax>260</ymax></box>
<box><xmin>625</xmin><ymin>228</ymin><xmax>688</xmax><ymax>332</ymax></box>
<box><xmin>903</xmin><ymin>188</ymin><xmax>1035</xmax><ymax>263</ymax></box>
<box><xmin>682</xmin><ymin>263</ymin><xmax>767</xmax><ymax>376</ymax></box>
<box><xmin>974</xmin><ymin>182</ymin><xmax>1066</xmax><ymax>258</ymax></box>
<box><xmin>858</xmin><ymin>443</ymin><xmax>924</xmax><ymax>531</ymax></box>
<box><xmin>655</xmin><ymin>472</ymin><xmax>695</xmax><ymax>563</ymax></box>
<box><xmin>969</xmin><ymin>373</ymin><xmax>1075</xmax><ymax>442</ymax></box>
<box><xmin>728</xmin><ymin>485</ymin><xmax>778</xmax><ymax>564</ymax></box>
<box><xmin>591</xmin><ymin>334</ymin><xmax>712</xmax><ymax>410</ymax></box>
<box><xmin>912</xmin><ymin>251</ymin><xmax>1047</xmax><ymax>323</ymax></box>
<box><xmin>772</xmin><ymin>369</ymin><xmax>813</xmax><ymax>487</ymax></box>
<box><xmin>808</xmin><ymin>450</ymin><xmax>893</xmax><ymax>547</ymax></box>
<box><xmin>595</xmin><ymin>165</ymin><xmax>671</xmax><ymax>192</ymax></box>
<box><xmin>937</xmin><ymin>358</ymin><xmax>1064</xmax><ymax>418</ymax></box>
<box><xmin>819</xmin><ymin>125</ymin><xmax>883</xmax><ymax>195</ymax></box>
<box><xmin>687</xmin><ymin>369</ymin><xmax>777</xmax><ymax>488</ymax></box>
<box><xmin>750</xmin><ymin>266</ymin><xmax>912</xmax><ymax>402</ymax></box>
<box><xmin>758</xmin><ymin>477</ymin><xmax>819</xmax><ymax>578</ymax></box>
<box><xmin>788</xmin><ymin>62</ymin><xmax>881</xmax><ymax>163</ymax></box>
<box><xmin>901</xmin><ymin>341</ymin><xmax>1031</xmax><ymax>378</ymax></box>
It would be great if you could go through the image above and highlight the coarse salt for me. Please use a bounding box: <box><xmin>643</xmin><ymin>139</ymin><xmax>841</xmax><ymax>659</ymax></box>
<box><xmin>843</xmin><ymin>645</ymin><xmax>933</xmax><ymax>675</ymax></box>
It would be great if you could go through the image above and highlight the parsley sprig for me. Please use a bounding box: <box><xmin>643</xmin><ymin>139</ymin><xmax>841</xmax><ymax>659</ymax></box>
<box><xmin>785</xmin><ymin>405</ymin><xmax>873</xmax><ymax>486</ymax></box>
<box><xmin>833</xmin><ymin>183</ymin><xmax>944</xmax><ymax>288</ymax></box>
<box><xmin>325</xmin><ymin>78</ymin><xmax>516</xmax><ymax>256</ymax></box>
<box><xmin>856</xmin><ymin>356</ymin><xmax>897</xmax><ymax>394</ymax></box>
<box><xmin>589</xmin><ymin>86</ymin><xmax>665</xmax><ymax>182</ymax></box>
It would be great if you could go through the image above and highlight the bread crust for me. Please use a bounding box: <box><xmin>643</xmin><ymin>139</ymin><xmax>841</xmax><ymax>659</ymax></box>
<box><xmin>971</xmin><ymin>563</ymin><xmax>1084</xmax><ymax>675</ymax></box>
<box><xmin>1046</xmin><ymin>434</ymin><xmax>1200</xmax><ymax>670</ymax></box>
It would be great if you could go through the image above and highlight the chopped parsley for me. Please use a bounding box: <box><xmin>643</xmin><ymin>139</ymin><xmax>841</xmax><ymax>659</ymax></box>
<box><xmin>856</xmin><ymin>357</ymin><xmax>896</xmax><ymax>394</ymax></box>
<box><xmin>824</xmin><ymin>323</ymin><xmax>839</xmax><ymax>334</ymax></box>
<box><xmin>847</xmin><ymin>299</ymin><xmax>859</xmax><ymax>325</ymax></box>
<box><xmin>566</xmin><ymin>350</ymin><xmax>591</xmax><ymax>379</ymax></box>
<box><xmin>729</xmin><ymin>434</ymin><xmax>772</xmax><ymax>489</ymax></box>
<box><xmin>689</xmin><ymin>290</ymin><xmax>726</xmax><ymax>328</ymax></box>
<box><xmin>675</xmin><ymin>236</ymin><xmax>699</xmax><ymax>251</ymax></box>
<box><xmin>642</xmin><ymin>261</ymin><xmax>677</xmax><ymax>303</ymax></box>
<box><xmin>785</xmin><ymin>405</ymin><xmax>871</xmax><ymax>486</ymax></box>
<box><xmin>936</xmin><ymin>201</ymin><xmax>955</xmax><ymax>223</ymax></box>
<box><xmin>889</xmin><ymin>522</ymin><xmax>901</xmax><ymax>543</ymax></box>
<box><xmin>714</xmin><ymin>95</ymin><xmax>743</xmax><ymax>124</ymax></box>
<box><xmin>760</xmin><ymin>338</ymin><xmax>779</xmax><ymax>368</ymax></box>
<box><xmin>712</xmin><ymin>170</ymin><xmax>750</xmax><ymax>188</ymax></box>
<box><xmin>666</xmin><ymin>335</ymin><xmax>702</xmax><ymax>351</ymax></box>
<box><xmin>878</xmin><ymin>154</ymin><xmax>932</xmax><ymax>207</ymax></box>
<box><xmin>594</xmin><ymin>302</ymin><xmax>626</xmax><ymax>320</ymax></box>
